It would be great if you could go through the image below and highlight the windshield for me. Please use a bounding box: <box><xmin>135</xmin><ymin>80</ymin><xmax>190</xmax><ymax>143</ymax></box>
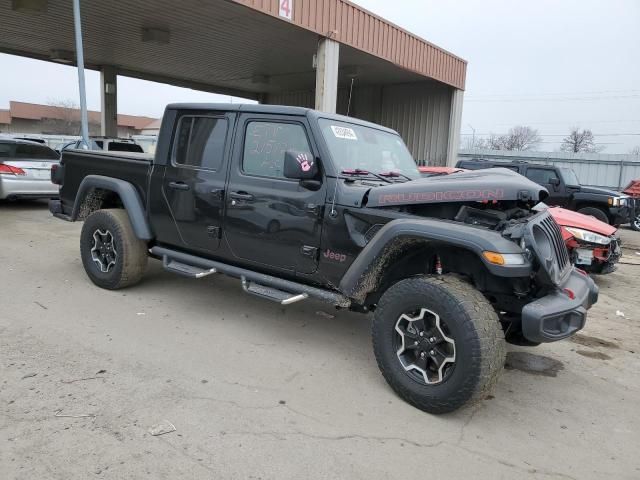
<box><xmin>559</xmin><ymin>167</ymin><xmax>580</xmax><ymax>186</ymax></box>
<box><xmin>108</xmin><ymin>142</ymin><xmax>144</xmax><ymax>153</ymax></box>
<box><xmin>319</xmin><ymin>119</ymin><xmax>420</xmax><ymax>179</ymax></box>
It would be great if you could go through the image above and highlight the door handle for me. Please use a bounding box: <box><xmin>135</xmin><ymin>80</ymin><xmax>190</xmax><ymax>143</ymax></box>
<box><xmin>229</xmin><ymin>191</ymin><xmax>254</xmax><ymax>201</ymax></box>
<box><xmin>168</xmin><ymin>181</ymin><xmax>190</xmax><ymax>191</ymax></box>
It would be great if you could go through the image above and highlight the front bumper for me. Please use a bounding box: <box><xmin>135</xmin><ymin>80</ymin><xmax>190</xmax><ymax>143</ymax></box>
<box><xmin>521</xmin><ymin>269</ymin><xmax>598</xmax><ymax>343</ymax></box>
<box><xmin>609</xmin><ymin>206</ymin><xmax>631</xmax><ymax>225</ymax></box>
<box><xmin>0</xmin><ymin>176</ymin><xmax>59</xmax><ymax>200</ymax></box>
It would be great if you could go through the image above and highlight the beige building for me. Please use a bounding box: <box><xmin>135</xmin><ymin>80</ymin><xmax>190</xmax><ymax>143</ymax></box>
<box><xmin>0</xmin><ymin>101</ymin><xmax>158</xmax><ymax>138</ymax></box>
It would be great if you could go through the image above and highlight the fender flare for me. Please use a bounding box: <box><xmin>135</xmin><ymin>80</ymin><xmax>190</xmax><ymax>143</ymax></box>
<box><xmin>71</xmin><ymin>175</ymin><xmax>153</xmax><ymax>240</ymax></box>
<box><xmin>339</xmin><ymin>218</ymin><xmax>531</xmax><ymax>299</ymax></box>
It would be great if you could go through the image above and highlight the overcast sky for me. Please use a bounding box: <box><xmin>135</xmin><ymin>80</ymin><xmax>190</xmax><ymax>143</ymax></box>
<box><xmin>1</xmin><ymin>0</ymin><xmax>638</xmax><ymax>153</ymax></box>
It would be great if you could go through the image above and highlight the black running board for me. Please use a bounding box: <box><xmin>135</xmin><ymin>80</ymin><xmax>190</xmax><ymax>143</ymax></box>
<box><xmin>242</xmin><ymin>277</ymin><xmax>308</xmax><ymax>305</ymax></box>
<box><xmin>162</xmin><ymin>256</ymin><xmax>217</xmax><ymax>279</ymax></box>
<box><xmin>151</xmin><ymin>246</ymin><xmax>350</xmax><ymax>308</ymax></box>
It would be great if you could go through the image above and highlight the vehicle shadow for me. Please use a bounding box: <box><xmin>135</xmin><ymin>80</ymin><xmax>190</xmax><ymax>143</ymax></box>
<box><xmin>0</xmin><ymin>198</ymin><xmax>51</xmax><ymax>210</ymax></box>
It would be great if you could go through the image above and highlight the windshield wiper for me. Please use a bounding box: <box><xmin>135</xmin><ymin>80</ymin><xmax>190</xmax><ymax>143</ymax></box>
<box><xmin>340</xmin><ymin>169</ymin><xmax>392</xmax><ymax>184</ymax></box>
<box><xmin>379</xmin><ymin>171</ymin><xmax>413</xmax><ymax>182</ymax></box>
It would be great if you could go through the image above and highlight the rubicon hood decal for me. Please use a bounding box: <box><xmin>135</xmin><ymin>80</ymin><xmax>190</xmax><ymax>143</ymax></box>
<box><xmin>365</xmin><ymin>168</ymin><xmax>548</xmax><ymax>207</ymax></box>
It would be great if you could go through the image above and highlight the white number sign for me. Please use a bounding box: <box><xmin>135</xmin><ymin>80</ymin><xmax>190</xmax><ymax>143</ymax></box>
<box><xmin>331</xmin><ymin>126</ymin><xmax>358</xmax><ymax>141</ymax></box>
<box><xmin>279</xmin><ymin>0</ymin><xmax>292</xmax><ymax>20</ymax></box>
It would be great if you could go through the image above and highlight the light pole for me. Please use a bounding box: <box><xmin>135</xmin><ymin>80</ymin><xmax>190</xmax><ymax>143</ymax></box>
<box><xmin>72</xmin><ymin>0</ymin><xmax>89</xmax><ymax>149</ymax></box>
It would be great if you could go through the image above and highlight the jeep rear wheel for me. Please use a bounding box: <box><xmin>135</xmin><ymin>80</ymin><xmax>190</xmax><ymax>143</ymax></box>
<box><xmin>80</xmin><ymin>209</ymin><xmax>148</xmax><ymax>290</ymax></box>
<box><xmin>372</xmin><ymin>275</ymin><xmax>506</xmax><ymax>414</ymax></box>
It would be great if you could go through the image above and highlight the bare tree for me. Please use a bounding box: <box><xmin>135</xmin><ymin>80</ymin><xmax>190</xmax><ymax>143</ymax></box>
<box><xmin>487</xmin><ymin>126</ymin><xmax>541</xmax><ymax>151</ymax></box>
<box><xmin>462</xmin><ymin>136</ymin><xmax>489</xmax><ymax>150</ymax></box>
<box><xmin>560</xmin><ymin>128</ymin><xmax>601</xmax><ymax>153</ymax></box>
<box><xmin>41</xmin><ymin>99</ymin><xmax>100</xmax><ymax>135</ymax></box>
<box><xmin>630</xmin><ymin>145</ymin><xmax>640</xmax><ymax>155</ymax></box>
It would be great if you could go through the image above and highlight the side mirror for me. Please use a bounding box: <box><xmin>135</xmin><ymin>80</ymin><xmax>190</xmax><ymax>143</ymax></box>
<box><xmin>284</xmin><ymin>150</ymin><xmax>318</xmax><ymax>180</ymax></box>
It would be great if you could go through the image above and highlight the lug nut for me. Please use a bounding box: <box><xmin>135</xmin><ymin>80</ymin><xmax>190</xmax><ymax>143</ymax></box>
<box><xmin>429</xmin><ymin>337</ymin><xmax>436</xmax><ymax>343</ymax></box>
<box><xmin>420</xmin><ymin>352</ymin><xmax>426</xmax><ymax>358</ymax></box>
<box><xmin>419</xmin><ymin>331</ymin><xmax>424</xmax><ymax>337</ymax></box>
<box><xmin>429</xmin><ymin>350</ymin><xmax>435</xmax><ymax>355</ymax></box>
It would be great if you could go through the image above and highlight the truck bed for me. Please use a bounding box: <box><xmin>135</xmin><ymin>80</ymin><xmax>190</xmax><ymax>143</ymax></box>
<box><xmin>57</xmin><ymin>149</ymin><xmax>153</xmax><ymax>216</ymax></box>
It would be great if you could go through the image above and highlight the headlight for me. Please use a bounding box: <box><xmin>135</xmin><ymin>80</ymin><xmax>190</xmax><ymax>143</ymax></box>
<box><xmin>608</xmin><ymin>196</ymin><xmax>628</xmax><ymax>206</ymax></box>
<box><xmin>565</xmin><ymin>227</ymin><xmax>611</xmax><ymax>245</ymax></box>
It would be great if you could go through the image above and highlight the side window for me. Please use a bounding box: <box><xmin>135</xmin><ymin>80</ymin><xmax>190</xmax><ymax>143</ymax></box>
<box><xmin>526</xmin><ymin>168</ymin><xmax>559</xmax><ymax>185</ymax></box>
<box><xmin>174</xmin><ymin>116</ymin><xmax>228</xmax><ymax>171</ymax></box>
<box><xmin>242</xmin><ymin>121</ymin><xmax>311</xmax><ymax>178</ymax></box>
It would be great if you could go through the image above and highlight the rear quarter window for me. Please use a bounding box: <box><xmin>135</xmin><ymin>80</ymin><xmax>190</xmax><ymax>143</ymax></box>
<box><xmin>173</xmin><ymin>116</ymin><xmax>228</xmax><ymax>171</ymax></box>
<box><xmin>14</xmin><ymin>144</ymin><xmax>59</xmax><ymax>160</ymax></box>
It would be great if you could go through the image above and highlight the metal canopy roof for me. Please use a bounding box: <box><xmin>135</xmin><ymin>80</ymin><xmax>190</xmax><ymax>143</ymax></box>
<box><xmin>0</xmin><ymin>0</ymin><xmax>466</xmax><ymax>99</ymax></box>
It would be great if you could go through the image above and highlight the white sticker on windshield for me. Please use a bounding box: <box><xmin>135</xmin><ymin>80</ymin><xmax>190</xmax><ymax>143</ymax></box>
<box><xmin>331</xmin><ymin>125</ymin><xmax>358</xmax><ymax>140</ymax></box>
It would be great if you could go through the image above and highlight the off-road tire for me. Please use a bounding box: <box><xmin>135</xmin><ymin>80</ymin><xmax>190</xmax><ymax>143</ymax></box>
<box><xmin>577</xmin><ymin>206</ymin><xmax>609</xmax><ymax>224</ymax></box>
<box><xmin>372</xmin><ymin>275</ymin><xmax>506</xmax><ymax>414</ymax></box>
<box><xmin>80</xmin><ymin>209</ymin><xmax>148</xmax><ymax>289</ymax></box>
<box><xmin>631</xmin><ymin>210</ymin><xmax>640</xmax><ymax>232</ymax></box>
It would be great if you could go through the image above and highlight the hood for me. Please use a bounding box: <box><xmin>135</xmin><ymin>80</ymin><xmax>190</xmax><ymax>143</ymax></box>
<box><xmin>365</xmin><ymin>168</ymin><xmax>548</xmax><ymax>207</ymax></box>
<box><xmin>578</xmin><ymin>185</ymin><xmax>624</xmax><ymax>197</ymax></box>
<box><xmin>548</xmin><ymin>206</ymin><xmax>617</xmax><ymax>236</ymax></box>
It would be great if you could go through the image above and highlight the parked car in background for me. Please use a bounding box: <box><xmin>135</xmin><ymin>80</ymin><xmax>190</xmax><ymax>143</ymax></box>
<box><xmin>622</xmin><ymin>179</ymin><xmax>640</xmax><ymax>231</ymax></box>
<box><xmin>0</xmin><ymin>137</ymin><xmax>60</xmax><ymax>201</ymax></box>
<box><xmin>456</xmin><ymin>158</ymin><xmax>632</xmax><ymax>226</ymax></box>
<box><xmin>420</xmin><ymin>166</ymin><xmax>621</xmax><ymax>274</ymax></box>
<box><xmin>62</xmin><ymin>137</ymin><xmax>145</xmax><ymax>153</ymax></box>
<box><xmin>541</xmin><ymin>205</ymin><xmax>621</xmax><ymax>274</ymax></box>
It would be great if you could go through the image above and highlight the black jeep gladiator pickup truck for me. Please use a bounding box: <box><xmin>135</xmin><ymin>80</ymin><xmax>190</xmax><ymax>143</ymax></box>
<box><xmin>50</xmin><ymin>104</ymin><xmax>598</xmax><ymax>413</ymax></box>
<box><xmin>457</xmin><ymin>158</ymin><xmax>632</xmax><ymax>226</ymax></box>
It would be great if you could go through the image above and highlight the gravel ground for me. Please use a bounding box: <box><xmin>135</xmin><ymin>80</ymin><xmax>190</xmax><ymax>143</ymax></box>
<box><xmin>1</xmin><ymin>201</ymin><xmax>640</xmax><ymax>479</ymax></box>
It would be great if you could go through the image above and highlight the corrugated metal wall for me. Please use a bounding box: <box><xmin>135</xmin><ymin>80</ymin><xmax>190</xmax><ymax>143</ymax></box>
<box><xmin>232</xmin><ymin>0</ymin><xmax>467</xmax><ymax>89</ymax></box>
<box><xmin>459</xmin><ymin>149</ymin><xmax>640</xmax><ymax>190</ymax></box>
<box><xmin>267</xmin><ymin>81</ymin><xmax>452</xmax><ymax>166</ymax></box>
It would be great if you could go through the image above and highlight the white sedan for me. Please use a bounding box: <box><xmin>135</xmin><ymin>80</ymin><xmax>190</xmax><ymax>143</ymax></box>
<box><xmin>0</xmin><ymin>138</ymin><xmax>60</xmax><ymax>200</ymax></box>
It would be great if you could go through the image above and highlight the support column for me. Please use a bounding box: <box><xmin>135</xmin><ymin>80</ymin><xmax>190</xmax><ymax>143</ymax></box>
<box><xmin>100</xmin><ymin>66</ymin><xmax>118</xmax><ymax>137</ymax></box>
<box><xmin>446</xmin><ymin>88</ymin><xmax>464</xmax><ymax>166</ymax></box>
<box><xmin>314</xmin><ymin>37</ymin><xmax>340</xmax><ymax>113</ymax></box>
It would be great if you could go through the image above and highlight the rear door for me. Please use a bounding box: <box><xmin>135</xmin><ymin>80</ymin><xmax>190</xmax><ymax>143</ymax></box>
<box><xmin>223</xmin><ymin>114</ymin><xmax>325</xmax><ymax>274</ymax></box>
<box><xmin>161</xmin><ymin>111</ymin><xmax>234</xmax><ymax>252</ymax></box>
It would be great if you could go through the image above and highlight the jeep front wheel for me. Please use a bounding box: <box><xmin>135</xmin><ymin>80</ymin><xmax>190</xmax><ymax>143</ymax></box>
<box><xmin>372</xmin><ymin>275</ymin><xmax>506</xmax><ymax>414</ymax></box>
<box><xmin>80</xmin><ymin>209</ymin><xmax>148</xmax><ymax>290</ymax></box>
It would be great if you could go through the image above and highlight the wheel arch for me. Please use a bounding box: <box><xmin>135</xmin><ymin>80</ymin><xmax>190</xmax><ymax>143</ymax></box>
<box><xmin>72</xmin><ymin>175</ymin><xmax>153</xmax><ymax>240</ymax></box>
<box><xmin>338</xmin><ymin>218</ymin><xmax>531</xmax><ymax>304</ymax></box>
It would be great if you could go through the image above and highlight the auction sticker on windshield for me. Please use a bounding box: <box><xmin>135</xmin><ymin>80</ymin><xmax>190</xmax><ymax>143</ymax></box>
<box><xmin>331</xmin><ymin>125</ymin><xmax>358</xmax><ymax>140</ymax></box>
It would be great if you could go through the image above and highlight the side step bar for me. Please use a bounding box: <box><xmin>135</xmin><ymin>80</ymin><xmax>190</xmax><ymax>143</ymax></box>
<box><xmin>162</xmin><ymin>256</ymin><xmax>217</xmax><ymax>279</ymax></box>
<box><xmin>242</xmin><ymin>277</ymin><xmax>308</xmax><ymax>305</ymax></box>
<box><xmin>152</xmin><ymin>246</ymin><xmax>350</xmax><ymax>308</ymax></box>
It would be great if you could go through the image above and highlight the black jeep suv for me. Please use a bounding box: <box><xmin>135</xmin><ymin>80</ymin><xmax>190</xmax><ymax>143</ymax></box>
<box><xmin>49</xmin><ymin>104</ymin><xmax>598</xmax><ymax>413</ymax></box>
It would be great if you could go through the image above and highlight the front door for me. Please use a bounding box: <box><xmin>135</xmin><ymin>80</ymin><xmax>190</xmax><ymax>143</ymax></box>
<box><xmin>161</xmin><ymin>111</ymin><xmax>233</xmax><ymax>253</ymax></box>
<box><xmin>223</xmin><ymin>115</ymin><xmax>325</xmax><ymax>274</ymax></box>
<box><xmin>525</xmin><ymin>166</ymin><xmax>567</xmax><ymax>207</ymax></box>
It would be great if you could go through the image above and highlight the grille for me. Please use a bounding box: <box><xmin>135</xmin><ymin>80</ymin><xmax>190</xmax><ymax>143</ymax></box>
<box><xmin>538</xmin><ymin>215</ymin><xmax>571</xmax><ymax>270</ymax></box>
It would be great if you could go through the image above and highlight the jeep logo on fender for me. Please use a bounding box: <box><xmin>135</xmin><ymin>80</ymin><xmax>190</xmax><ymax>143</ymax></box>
<box><xmin>377</xmin><ymin>189</ymin><xmax>505</xmax><ymax>205</ymax></box>
<box><xmin>323</xmin><ymin>249</ymin><xmax>347</xmax><ymax>262</ymax></box>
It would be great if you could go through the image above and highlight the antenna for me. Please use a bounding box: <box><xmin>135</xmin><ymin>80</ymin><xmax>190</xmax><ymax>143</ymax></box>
<box><xmin>347</xmin><ymin>77</ymin><xmax>355</xmax><ymax>116</ymax></box>
<box><xmin>329</xmin><ymin>178</ymin><xmax>339</xmax><ymax>217</ymax></box>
